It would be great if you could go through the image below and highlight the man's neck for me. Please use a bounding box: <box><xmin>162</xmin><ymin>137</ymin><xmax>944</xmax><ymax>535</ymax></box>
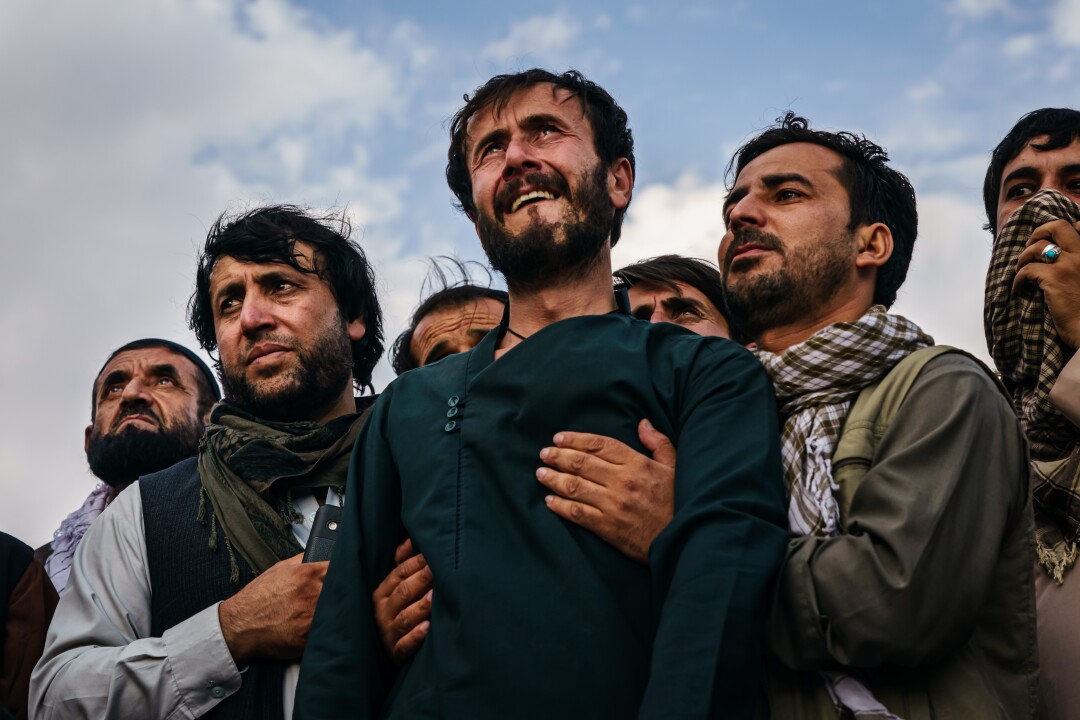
<box><xmin>501</xmin><ymin>254</ymin><xmax>617</xmax><ymax>347</ymax></box>
<box><xmin>310</xmin><ymin>387</ymin><xmax>360</xmax><ymax>425</ymax></box>
<box><xmin>755</xmin><ymin>295</ymin><xmax>874</xmax><ymax>354</ymax></box>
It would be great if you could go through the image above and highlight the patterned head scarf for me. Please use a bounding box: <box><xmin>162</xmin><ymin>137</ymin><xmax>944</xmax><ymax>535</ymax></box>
<box><xmin>984</xmin><ymin>188</ymin><xmax>1080</xmax><ymax>581</ymax></box>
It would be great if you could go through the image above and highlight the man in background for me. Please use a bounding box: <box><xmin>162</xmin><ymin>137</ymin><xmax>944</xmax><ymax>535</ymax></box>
<box><xmin>389</xmin><ymin>257</ymin><xmax>508</xmax><ymax>375</ymax></box>
<box><xmin>617</xmin><ymin>254</ymin><xmax>737</xmax><ymax>340</ymax></box>
<box><xmin>36</xmin><ymin>338</ymin><xmax>219</xmax><ymax>592</ymax></box>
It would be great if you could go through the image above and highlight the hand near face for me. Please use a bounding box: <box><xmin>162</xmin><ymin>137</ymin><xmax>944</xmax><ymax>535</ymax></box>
<box><xmin>536</xmin><ymin>419</ymin><xmax>677</xmax><ymax>564</ymax></box>
<box><xmin>1013</xmin><ymin>219</ymin><xmax>1080</xmax><ymax>350</ymax></box>
<box><xmin>372</xmin><ymin>538</ymin><xmax>433</xmax><ymax>665</ymax></box>
<box><xmin>217</xmin><ymin>554</ymin><xmax>326</xmax><ymax>667</ymax></box>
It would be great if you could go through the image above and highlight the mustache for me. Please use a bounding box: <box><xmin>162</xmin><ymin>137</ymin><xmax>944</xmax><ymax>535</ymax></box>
<box><xmin>494</xmin><ymin>172</ymin><xmax>571</xmax><ymax>220</ymax></box>
<box><xmin>111</xmin><ymin>402</ymin><xmax>161</xmax><ymax>431</ymax></box>
<box><xmin>723</xmin><ymin>227</ymin><xmax>785</xmax><ymax>268</ymax></box>
<box><xmin>242</xmin><ymin>331</ymin><xmax>297</xmax><ymax>354</ymax></box>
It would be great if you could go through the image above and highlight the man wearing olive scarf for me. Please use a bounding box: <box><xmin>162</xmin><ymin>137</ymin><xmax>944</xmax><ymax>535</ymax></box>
<box><xmin>32</xmin><ymin>205</ymin><xmax>384</xmax><ymax>720</ymax></box>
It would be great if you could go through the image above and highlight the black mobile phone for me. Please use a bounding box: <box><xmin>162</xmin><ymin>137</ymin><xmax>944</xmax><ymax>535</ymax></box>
<box><xmin>303</xmin><ymin>504</ymin><xmax>342</xmax><ymax>563</ymax></box>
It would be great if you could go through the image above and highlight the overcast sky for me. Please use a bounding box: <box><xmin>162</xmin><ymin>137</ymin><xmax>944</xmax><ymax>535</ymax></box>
<box><xmin>2</xmin><ymin>0</ymin><xmax>1078</xmax><ymax>546</ymax></box>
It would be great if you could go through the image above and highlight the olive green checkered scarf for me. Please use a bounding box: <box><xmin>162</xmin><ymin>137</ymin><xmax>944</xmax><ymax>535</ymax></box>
<box><xmin>757</xmin><ymin>306</ymin><xmax>933</xmax><ymax>536</ymax></box>
<box><xmin>985</xmin><ymin>188</ymin><xmax>1080</xmax><ymax>582</ymax></box>
<box><xmin>197</xmin><ymin>402</ymin><xmax>364</xmax><ymax>583</ymax></box>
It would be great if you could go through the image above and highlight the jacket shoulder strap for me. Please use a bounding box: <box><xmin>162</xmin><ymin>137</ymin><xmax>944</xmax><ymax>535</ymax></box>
<box><xmin>832</xmin><ymin>346</ymin><xmax>972</xmax><ymax>519</ymax></box>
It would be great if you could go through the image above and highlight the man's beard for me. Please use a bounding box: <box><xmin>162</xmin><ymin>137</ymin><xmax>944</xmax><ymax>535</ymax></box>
<box><xmin>476</xmin><ymin>163</ymin><xmax>613</xmax><ymax>294</ymax></box>
<box><xmin>86</xmin><ymin>413</ymin><xmax>204</xmax><ymax>487</ymax></box>
<box><xmin>219</xmin><ymin>315</ymin><xmax>354</xmax><ymax>423</ymax></box>
<box><xmin>722</xmin><ymin>226</ymin><xmax>854</xmax><ymax>339</ymax></box>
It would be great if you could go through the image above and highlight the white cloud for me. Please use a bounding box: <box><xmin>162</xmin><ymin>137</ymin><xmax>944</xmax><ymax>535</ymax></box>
<box><xmin>948</xmin><ymin>0</ymin><xmax>1010</xmax><ymax>19</ymax></box>
<box><xmin>1053</xmin><ymin>0</ymin><xmax>1080</xmax><ymax>46</ymax></box>
<box><xmin>0</xmin><ymin>0</ymin><xmax>428</xmax><ymax>545</ymax></box>
<box><xmin>483</xmin><ymin>12</ymin><xmax>581</xmax><ymax>65</ymax></box>
<box><xmin>1004</xmin><ymin>33</ymin><xmax>1038</xmax><ymax>57</ymax></box>
<box><xmin>891</xmin><ymin>193</ymin><xmax>992</xmax><ymax>363</ymax></box>
<box><xmin>906</xmin><ymin>80</ymin><xmax>944</xmax><ymax>103</ymax></box>
<box><xmin>613</xmin><ymin>175</ymin><xmax>728</xmax><ymax>269</ymax></box>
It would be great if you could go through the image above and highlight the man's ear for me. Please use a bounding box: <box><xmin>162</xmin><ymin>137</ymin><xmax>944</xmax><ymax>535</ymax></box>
<box><xmin>347</xmin><ymin>317</ymin><xmax>366</xmax><ymax>343</ymax></box>
<box><xmin>855</xmin><ymin>222</ymin><xmax>893</xmax><ymax>269</ymax></box>
<box><xmin>84</xmin><ymin>424</ymin><xmax>92</xmax><ymax>455</ymax></box>
<box><xmin>608</xmin><ymin>157</ymin><xmax>633</xmax><ymax>211</ymax></box>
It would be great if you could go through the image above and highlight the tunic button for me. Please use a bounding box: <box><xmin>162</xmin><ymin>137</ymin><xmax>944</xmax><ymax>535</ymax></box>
<box><xmin>448</xmin><ymin>396</ymin><xmax>460</xmax><ymax>407</ymax></box>
<box><xmin>445</xmin><ymin>420</ymin><xmax>457</xmax><ymax>432</ymax></box>
<box><xmin>446</xmin><ymin>407</ymin><xmax>459</xmax><ymax>418</ymax></box>
<box><xmin>210</xmin><ymin>686</ymin><xmax>226</xmax><ymax>699</ymax></box>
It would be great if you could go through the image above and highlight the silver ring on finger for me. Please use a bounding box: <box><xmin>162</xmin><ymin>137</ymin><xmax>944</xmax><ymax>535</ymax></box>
<box><xmin>1041</xmin><ymin>243</ymin><xmax>1063</xmax><ymax>264</ymax></box>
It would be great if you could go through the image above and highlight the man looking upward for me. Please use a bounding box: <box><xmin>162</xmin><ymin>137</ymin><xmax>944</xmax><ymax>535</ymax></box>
<box><xmin>297</xmin><ymin>69</ymin><xmax>787</xmax><ymax>719</ymax></box>
<box><xmin>37</xmin><ymin>338</ymin><xmax>219</xmax><ymax>592</ymax></box>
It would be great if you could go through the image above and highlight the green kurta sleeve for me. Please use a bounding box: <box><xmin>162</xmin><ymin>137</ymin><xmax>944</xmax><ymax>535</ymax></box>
<box><xmin>295</xmin><ymin>384</ymin><xmax>400</xmax><ymax>719</ymax></box>
<box><xmin>642</xmin><ymin>340</ymin><xmax>788</xmax><ymax>718</ymax></box>
<box><xmin>768</xmin><ymin>354</ymin><xmax>1029</xmax><ymax>669</ymax></box>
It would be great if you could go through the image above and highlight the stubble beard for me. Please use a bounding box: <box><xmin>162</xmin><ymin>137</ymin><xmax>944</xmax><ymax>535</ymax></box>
<box><xmin>476</xmin><ymin>163</ymin><xmax>614</xmax><ymax>295</ymax></box>
<box><xmin>723</xmin><ymin>226</ymin><xmax>855</xmax><ymax>340</ymax></box>
<box><xmin>86</xmin><ymin>415</ymin><xmax>205</xmax><ymax>487</ymax></box>
<box><xmin>219</xmin><ymin>314</ymin><xmax>354</xmax><ymax>424</ymax></box>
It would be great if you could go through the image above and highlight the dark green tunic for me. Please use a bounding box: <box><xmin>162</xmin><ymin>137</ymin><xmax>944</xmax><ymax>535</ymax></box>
<box><xmin>296</xmin><ymin>314</ymin><xmax>788</xmax><ymax>719</ymax></box>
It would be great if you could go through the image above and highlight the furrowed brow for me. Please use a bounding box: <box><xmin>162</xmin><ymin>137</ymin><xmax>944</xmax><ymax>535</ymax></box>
<box><xmin>760</xmin><ymin>172</ymin><xmax>814</xmax><ymax>190</ymax></box>
<box><xmin>148</xmin><ymin>363</ymin><xmax>182</xmax><ymax>382</ymax></box>
<box><xmin>1001</xmin><ymin>166</ymin><xmax>1040</xmax><ymax>188</ymax></box>
<box><xmin>1060</xmin><ymin>163</ymin><xmax>1080</xmax><ymax>177</ymax></box>
<box><xmin>470</xmin><ymin>128</ymin><xmax>509</xmax><ymax>162</ymax></box>
<box><xmin>99</xmin><ymin>369</ymin><xmax>130</xmax><ymax>393</ymax></box>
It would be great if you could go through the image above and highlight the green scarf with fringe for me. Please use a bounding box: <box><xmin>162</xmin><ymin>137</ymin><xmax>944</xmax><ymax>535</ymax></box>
<box><xmin>196</xmin><ymin>402</ymin><xmax>366</xmax><ymax>583</ymax></box>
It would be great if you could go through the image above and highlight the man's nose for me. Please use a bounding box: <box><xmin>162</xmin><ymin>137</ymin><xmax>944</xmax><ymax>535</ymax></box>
<box><xmin>119</xmin><ymin>378</ymin><xmax>153</xmax><ymax>406</ymax></box>
<box><xmin>726</xmin><ymin>194</ymin><xmax>765</xmax><ymax>231</ymax></box>
<box><xmin>649</xmin><ymin>306</ymin><xmax>668</xmax><ymax>324</ymax></box>
<box><xmin>239</xmin><ymin>294</ymin><xmax>275</xmax><ymax>336</ymax></box>
<box><xmin>501</xmin><ymin>137</ymin><xmax>541</xmax><ymax>180</ymax></box>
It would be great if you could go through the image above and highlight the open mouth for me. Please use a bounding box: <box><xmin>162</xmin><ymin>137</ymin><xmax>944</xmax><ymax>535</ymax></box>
<box><xmin>509</xmin><ymin>190</ymin><xmax>557</xmax><ymax>213</ymax></box>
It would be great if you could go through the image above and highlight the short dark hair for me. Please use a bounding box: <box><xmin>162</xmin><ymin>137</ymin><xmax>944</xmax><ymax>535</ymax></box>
<box><xmin>187</xmin><ymin>205</ymin><xmax>384</xmax><ymax>391</ymax></box>
<box><xmin>390</xmin><ymin>257</ymin><xmax>508</xmax><ymax>375</ymax></box>
<box><xmin>91</xmin><ymin>338</ymin><xmax>221</xmax><ymax>419</ymax></box>
<box><xmin>983</xmin><ymin>108</ymin><xmax>1080</xmax><ymax>236</ymax></box>
<box><xmin>614</xmin><ymin>255</ymin><xmax>745</xmax><ymax>344</ymax></box>
<box><xmin>446</xmin><ymin>68</ymin><xmax>635</xmax><ymax>245</ymax></box>
<box><xmin>726</xmin><ymin>112</ymin><xmax>918</xmax><ymax>308</ymax></box>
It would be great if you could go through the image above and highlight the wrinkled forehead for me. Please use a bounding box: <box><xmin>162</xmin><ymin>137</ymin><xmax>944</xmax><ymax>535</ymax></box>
<box><xmin>412</xmin><ymin>298</ymin><xmax>504</xmax><ymax>353</ymax></box>
<box><xmin>464</xmin><ymin>83</ymin><xmax>587</xmax><ymax>152</ymax></box>
<box><xmin>94</xmin><ymin>347</ymin><xmax>197</xmax><ymax>394</ymax></box>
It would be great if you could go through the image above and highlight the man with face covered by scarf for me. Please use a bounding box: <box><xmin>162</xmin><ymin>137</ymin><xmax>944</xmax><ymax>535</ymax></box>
<box><xmin>32</xmin><ymin>205</ymin><xmax>384</xmax><ymax>720</ymax></box>
<box><xmin>983</xmin><ymin>107</ymin><xmax>1080</xmax><ymax>720</ymax></box>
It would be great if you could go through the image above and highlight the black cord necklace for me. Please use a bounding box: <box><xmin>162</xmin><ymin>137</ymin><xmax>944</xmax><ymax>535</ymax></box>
<box><xmin>506</xmin><ymin>327</ymin><xmax>528</xmax><ymax>341</ymax></box>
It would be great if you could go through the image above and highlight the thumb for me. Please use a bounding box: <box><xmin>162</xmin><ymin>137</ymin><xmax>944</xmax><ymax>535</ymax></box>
<box><xmin>638</xmin><ymin>418</ymin><xmax>676</xmax><ymax>467</ymax></box>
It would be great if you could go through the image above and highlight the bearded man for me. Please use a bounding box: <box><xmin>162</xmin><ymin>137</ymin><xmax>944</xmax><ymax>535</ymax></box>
<box><xmin>36</xmin><ymin>339</ymin><xmax>219</xmax><ymax>593</ymax></box>
<box><xmin>296</xmin><ymin>69</ymin><xmax>788</xmax><ymax>719</ymax></box>
<box><xmin>718</xmin><ymin>114</ymin><xmax>1035</xmax><ymax>719</ymax></box>
<box><xmin>32</xmin><ymin>205</ymin><xmax>384</xmax><ymax>720</ymax></box>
